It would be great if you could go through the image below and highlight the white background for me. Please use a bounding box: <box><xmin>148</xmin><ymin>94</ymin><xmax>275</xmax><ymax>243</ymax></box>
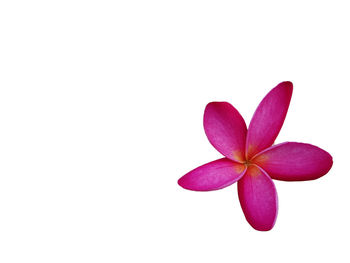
<box><xmin>0</xmin><ymin>1</ymin><xmax>349</xmax><ymax>262</ymax></box>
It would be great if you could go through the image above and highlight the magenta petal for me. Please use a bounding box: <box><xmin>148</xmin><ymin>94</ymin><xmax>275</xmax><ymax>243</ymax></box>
<box><xmin>204</xmin><ymin>102</ymin><xmax>247</xmax><ymax>162</ymax></box>
<box><xmin>246</xmin><ymin>81</ymin><xmax>293</xmax><ymax>159</ymax></box>
<box><xmin>178</xmin><ymin>158</ymin><xmax>246</xmax><ymax>191</ymax></box>
<box><xmin>238</xmin><ymin>165</ymin><xmax>278</xmax><ymax>231</ymax></box>
<box><xmin>253</xmin><ymin>142</ymin><xmax>333</xmax><ymax>181</ymax></box>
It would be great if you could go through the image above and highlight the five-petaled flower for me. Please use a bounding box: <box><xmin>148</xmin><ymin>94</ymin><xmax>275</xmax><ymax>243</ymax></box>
<box><xmin>178</xmin><ymin>81</ymin><xmax>333</xmax><ymax>231</ymax></box>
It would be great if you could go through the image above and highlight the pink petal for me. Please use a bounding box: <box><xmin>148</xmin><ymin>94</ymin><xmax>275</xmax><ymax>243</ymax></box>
<box><xmin>253</xmin><ymin>142</ymin><xmax>333</xmax><ymax>181</ymax></box>
<box><xmin>246</xmin><ymin>81</ymin><xmax>293</xmax><ymax>159</ymax></box>
<box><xmin>204</xmin><ymin>102</ymin><xmax>247</xmax><ymax>162</ymax></box>
<box><xmin>238</xmin><ymin>165</ymin><xmax>278</xmax><ymax>231</ymax></box>
<box><xmin>178</xmin><ymin>158</ymin><xmax>246</xmax><ymax>191</ymax></box>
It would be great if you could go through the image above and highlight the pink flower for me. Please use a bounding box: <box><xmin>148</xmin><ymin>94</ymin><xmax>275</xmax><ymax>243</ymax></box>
<box><xmin>178</xmin><ymin>81</ymin><xmax>333</xmax><ymax>231</ymax></box>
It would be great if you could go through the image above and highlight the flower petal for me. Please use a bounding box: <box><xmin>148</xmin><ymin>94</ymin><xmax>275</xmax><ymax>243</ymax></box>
<box><xmin>246</xmin><ymin>81</ymin><xmax>293</xmax><ymax>159</ymax></box>
<box><xmin>204</xmin><ymin>102</ymin><xmax>247</xmax><ymax>162</ymax></box>
<box><xmin>238</xmin><ymin>165</ymin><xmax>278</xmax><ymax>231</ymax></box>
<box><xmin>178</xmin><ymin>158</ymin><xmax>246</xmax><ymax>191</ymax></box>
<box><xmin>253</xmin><ymin>142</ymin><xmax>333</xmax><ymax>181</ymax></box>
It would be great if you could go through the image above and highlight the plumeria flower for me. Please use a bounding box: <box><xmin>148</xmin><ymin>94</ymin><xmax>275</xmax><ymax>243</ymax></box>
<box><xmin>178</xmin><ymin>81</ymin><xmax>333</xmax><ymax>231</ymax></box>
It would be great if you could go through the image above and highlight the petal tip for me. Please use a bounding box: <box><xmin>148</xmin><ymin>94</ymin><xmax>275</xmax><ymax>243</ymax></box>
<box><xmin>277</xmin><ymin>81</ymin><xmax>293</xmax><ymax>96</ymax></box>
<box><xmin>280</xmin><ymin>80</ymin><xmax>293</xmax><ymax>87</ymax></box>
<box><xmin>325</xmin><ymin>151</ymin><xmax>333</xmax><ymax>173</ymax></box>
<box><xmin>204</xmin><ymin>101</ymin><xmax>230</xmax><ymax>112</ymax></box>
<box><xmin>178</xmin><ymin>176</ymin><xmax>196</xmax><ymax>191</ymax></box>
<box><xmin>251</xmin><ymin>222</ymin><xmax>276</xmax><ymax>231</ymax></box>
<box><xmin>177</xmin><ymin>176</ymin><xmax>188</xmax><ymax>189</ymax></box>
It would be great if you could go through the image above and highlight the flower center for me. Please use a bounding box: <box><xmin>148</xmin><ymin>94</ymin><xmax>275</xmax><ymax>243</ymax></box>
<box><xmin>244</xmin><ymin>159</ymin><xmax>253</xmax><ymax>166</ymax></box>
